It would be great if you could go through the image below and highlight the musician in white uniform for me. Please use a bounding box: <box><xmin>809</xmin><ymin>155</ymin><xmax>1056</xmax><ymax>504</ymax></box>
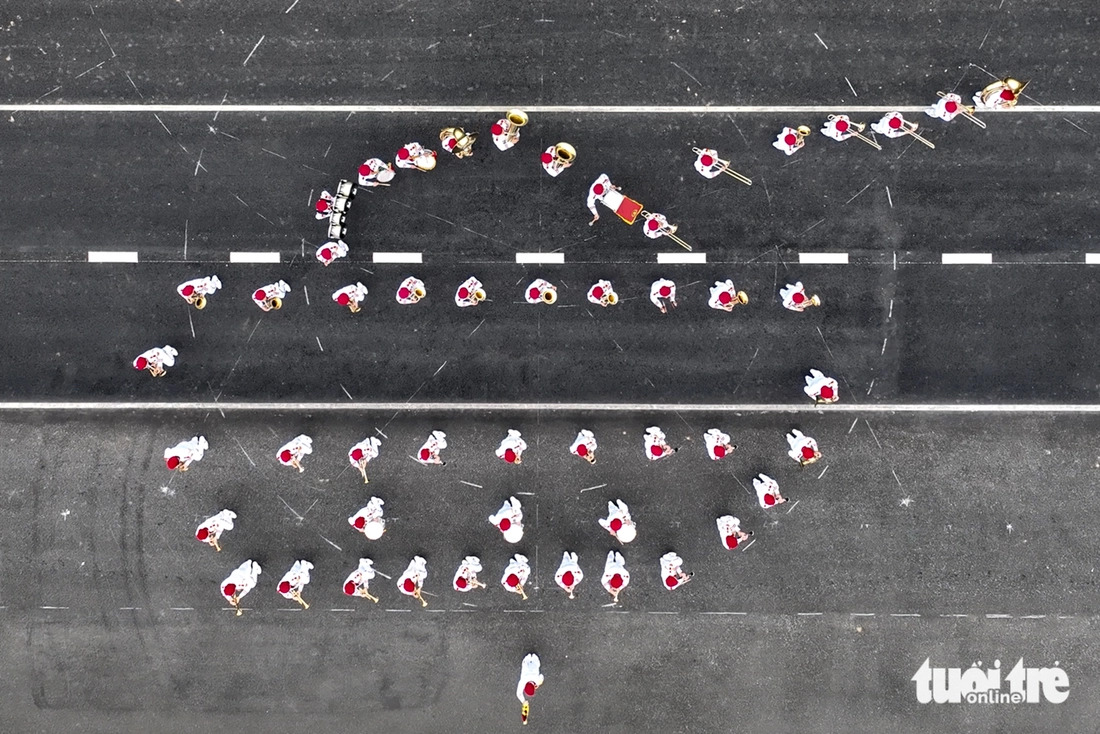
<box><xmin>601</xmin><ymin>551</ymin><xmax>630</xmax><ymax>603</ymax></box>
<box><xmin>517</xmin><ymin>653</ymin><xmax>544</xmax><ymax>704</ymax></box>
<box><xmin>454</xmin><ymin>276</ymin><xmax>486</xmax><ymax>307</ymax></box>
<box><xmin>754</xmin><ymin>473</ymin><xmax>787</xmax><ymax>508</ymax></box>
<box><xmin>569</xmin><ymin>429</ymin><xmax>597</xmax><ymax>464</ymax></box>
<box><xmin>773</xmin><ymin>126</ymin><xmax>810</xmax><ymax>155</ymax></box>
<box><xmin>453</xmin><ymin>555</ymin><xmax>486</xmax><ymax>592</ymax></box>
<box><xmin>415</xmin><ymin>430</ymin><xmax>447</xmax><ymax>465</ymax></box>
<box><xmin>644</xmin><ymin>426</ymin><xmax>675</xmax><ymax>460</ymax></box>
<box><xmin>195</xmin><ymin>509</ymin><xmax>236</xmax><ymax>552</ymax></box>
<box><xmin>277</xmin><ymin>434</ymin><xmax>313</xmax><ymax>473</ymax></box>
<box><xmin>315</xmin><ymin>239</ymin><xmax>348</xmax><ymax>267</ymax></box>
<box><xmin>693</xmin><ymin>147</ymin><xmax>725</xmax><ymax>178</ymax></box>
<box><xmin>642</xmin><ymin>211</ymin><xmax>673</xmax><ymax>240</ymax></box>
<box><xmin>650</xmin><ymin>278</ymin><xmax>677</xmax><ymax>313</ymax></box>
<box><xmin>524</xmin><ymin>278</ymin><xmax>557</xmax><ymax>304</ymax></box>
<box><xmin>348</xmin><ymin>436</ymin><xmax>381</xmax><ymax>483</ymax></box>
<box><xmin>501</xmin><ymin>554</ymin><xmax>531</xmax><ymax>600</ymax></box>
<box><xmin>496</xmin><ymin>429</ymin><xmax>527</xmax><ymax>464</ymax></box>
<box><xmin>554</xmin><ymin>552</ymin><xmax>583</xmax><ymax>598</ymax></box>
<box><xmin>660</xmin><ymin>551</ymin><xmax>692</xmax><ymax>590</ymax></box>
<box><xmin>973</xmin><ymin>78</ymin><xmax>1024</xmax><ymax>110</ymax></box>
<box><xmin>133</xmin><ymin>345</ymin><xmax>177</xmax><ymax>378</ymax></box>
<box><xmin>489</xmin><ymin>496</ymin><xmax>525</xmax><ymax>543</ymax></box>
<box><xmin>804</xmin><ymin>368</ymin><xmax>839</xmax><ymax>404</ymax></box>
<box><xmin>779</xmin><ymin>282</ymin><xmax>820</xmax><ymax>312</ymax></box>
<box><xmin>703</xmin><ymin>428</ymin><xmax>735</xmax><ymax>460</ymax></box>
<box><xmin>165</xmin><ymin>435</ymin><xmax>208</xmax><ymax>471</ymax></box>
<box><xmin>871</xmin><ymin>111</ymin><xmax>915</xmax><ymax>139</ymax></box>
<box><xmin>786</xmin><ymin>428</ymin><xmax>822</xmax><ymax>466</ymax></box>
<box><xmin>277</xmin><ymin>560</ymin><xmax>314</xmax><ymax>609</ymax></box>
<box><xmin>395</xmin><ymin>142</ymin><xmax>436</xmax><ymax>171</ymax></box>
<box><xmin>396</xmin><ymin>276</ymin><xmax>426</xmax><ymax>304</ymax></box>
<box><xmin>343</xmin><ymin>558</ymin><xmax>379</xmax><ymax>602</ymax></box>
<box><xmin>221</xmin><ymin>559</ymin><xmax>261</xmax><ymax>616</ymax></box>
<box><xmin>252</xmin><ymin>280</ymin><xmax>290</xmax><ymax>311</ymax></box>
<box><xmin>925</xmin><ymin>93</ymin><xmax>967</xmax><ymax>122</ymax></box>
<box><xmin>820</xmin><ymin>115</ymin><xmax>856</xmax><ymax>142</ymax></box>
<box><xmin>348</xmin><ymin>496</ymin><xmax>386</xmax><ymax>540</ymax></box>
<box><xmin>333</xmin><ymin>282</ymin><xmax>368</xmax><ymax>314</ymax></box>
<box><xmin>357</xmin><ymin>158</ymin><xmax>395</xmax><ymax>187</ymax></box>
<box><xmin>716</xmin><ymin>515</ymin><xmax>752</xmax><ymax>550</ymax></box>
<box><xmin>314</xmin><ymin>190</ymin><xmax>334</xmax><ymax>219</ymax></box>
<box><xmin>598</xmin><ymin>499</ymin><xmax>637</xmax><ymax>544</ymax></box>
<box><xmin>708</xmin><ymin>279</ymin><xmax>748</xmax><ymax>311</ymax></box>
<box><xmin>176</xmin><ymin>276</ymin><xmax>222</xmax><ymax>308</ymax></box>
<box><xmin>397</xmin><ymin>556</ymin><xmax>429</xmax><ymax>607</ymax></box>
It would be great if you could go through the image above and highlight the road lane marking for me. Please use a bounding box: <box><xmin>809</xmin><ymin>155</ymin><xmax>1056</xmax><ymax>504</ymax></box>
<box><xmin>5</xmin><ymin>104</ymin><xmax>1100</xmax><ymax>114</ymax></box>
<box><xmin>230</xmin><ymin>251</ymin><xmax>281</xmax><ymax>263</ymax></box>
<box><xmin>799</xmin><ymin>252</ymin><xmax>848</xmax><ymax>264</ymax></box>
<box><xmin>657</xmin><ymin>253</ymin><xmax>706</xmax><ymax>264</ymax></box>
<box><xmin>88</xmin><ymin>251</ymin><xmax>138</xmax><ymax>263</ymax></box>
<box><xmin>516</xmin><ymin>253</ymin><xmax>565</xmax><ymax>264</ymax></box>
<box><xmin>373</xmin><ymin>252</ymin><xmax>423</xmax><ymax>264</ymax></box>
<box><xmin>942</xmin><ymin>253</ymin><xmax>993</xmax><ymax>264</ymax></box>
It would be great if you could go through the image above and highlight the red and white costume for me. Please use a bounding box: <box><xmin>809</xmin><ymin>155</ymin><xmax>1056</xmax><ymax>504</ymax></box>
<box><xmin>587</xmin><ymin>279</ymin><xmax>618</xmax><ymax>307</ymax></box>
<box><xmin>693</xmin><ymin>147</ymin><xmax>726</xmax><ymax>178</ymax></box>
<box><xmin>708</xmin><ymin>279</ymin><xmax>740</xmax><ymax>311</ymax></box>
<box><xmin>820</xmin><ymin>115</ymin><xmax>857</xmax><ymax>142</ymax></box>
<box><xmin>332</xmin><ymin>282</ymin><xmax>368</xmax><ymax>313</ymax></box>
<box><xmin>348</xmin><ymin>436</ymin><xmax>382</xmax><ymax>470</ymax></box>
<box><xmin>871</xmin><ymin>112</ymin><xmax>913</xmax><ymax>139</ymax></box>
<box><xmin>703</xmin><ymin>428</ymin><xmax>734</xmax><ymax>460</ymax></box>
<box><xmin>133</xmin><ymin>345</ymin><xmax>177</xmax><ymax>376</ymax></box>
<box><xmin>650</xmin><ymin>278</ymin><xmax>677</xmax><ymax>312</ymax></box>
<box><xmin>554</xmin><ymin>551</ymin><xmax>583</xmax><ymax>598</ymax></box>
<box><xmin>540</xmin><ymin>146</ymin><xmax>573</xmax><ymax>177</ymax></box>
<box><xmin>221</xmin><ymin>559</ymin><xmax>261</xmax><ymax>613</ymax></box>
<box><xmin>454</xmin><ymin>276</ymin><xmax>485</xmax><ymax>308</ymax></box>
<box><xmin>501</xmin><ymin>553</ymin><xmax>531</xmax><ymax>597</ymax></box>
<box><xmin>496</xmin><ymin>429</ymin><xmax>527</xmax><ymax>464</ymax></box>
<box><xmin>780</xmin><ymin>282</ymin><xmax>815</xmax><ymax>312</ymax></box>
<box><xmin>315</xmin><ymin>239</ymin><xmax>348</xmax><ymax>267</ymax></box>
<box><xmin>396</xmin><ymin>276</ymin><xmax>426</xmax><ymax>304</ymax></box>
<box><xmin>660</xmin><ymin>551</ymin><xmax>692</xmax><ymax>590</ymax></box>
<box><xmin>195</xmin><ymin>509</ymin><xmax>236</xmax><ymax>550</ymax></box>
<box><xmin>773</xmin><ymin>127</ymin><xmax>806</xmax><ymax>155</ymax></box>
<box><xmin>973</xmin><ymin>82</ymin><xmax>1019</xmax><ymax>110</ymax></box>
<box><xmin>489</xmin><ymin>496</ymin><xmax>524</xmax><ymax>544</ymax></box>
<box><xmin>753</xmin><ymin>473</ymin><xmax>783</xmax><ymax>508</ymax></box>
<box><xmin>786</xmin><ymin>429</ymin><xmax>821</xmax><ymax>466</ymax></box>
<box><xmin>926</xmin><ymin>93</ymin><xmax>966</xmax><ymax>122</ymax></box>
<box><xmin>395</xmin><ymin>142</ymin><xmax>436</xmax><ymax>171</ymax></box>
<box><xmin>165</xmin><ymin>435</ymin><xmax>208</xmax><ymax>471</ymax></box>
<box><xmin>804</xmin><ymin>368</ymin><xmax>839</xmax><ymax>403</ymax></box>
<box><xmin>343</xmin><ymin>558</ymin><xmax>378</xmax><ymax>599</ymax></box>
<box><xmin>491</xmin><ymin>118</ymin><xmax>522</xmax><ymax>151</ymax></box>
<box><xmin>453</xmin><ymin>555</ymin><xmax>484</xmax><ymax>592</ymax></box>
<box><xmin>517</xmin><ymin>653</ymin><xmax>544</xmax><ymax>704</ymax></box>
<box><xmin>277</xmin><ymin>434</ymin><xmax>313</xmax><ymax>472</ymax></box>
<box><xmin>176</xmin><ymin>276</ymin><xmax>222</xmax><ymax>305</ymax></box>
<box><xmin>252</xmin><ymin>280</ymin><xmax>290</xmax><ymax>311</ymax></box>
<box><xmin>598</xmin><ymin>499</ymin><xmax>636</xmax><ymax>544</ymax></box>
<box><xmin>357</xmin><ymin>158</ymin><xmax>395</xmax><ymax>187</ymax></box>
<box><xmin>397</xmin><ymin>555</ymin><xmax>428</xmax><ymax>602</ymax></box>
<box><xmin>569</xmin><ymin>429</ymin><xmax>597</xmax><ymax>464</ymax></box>
<box><xmin>601</xmin><ymin>550</ymin><xmax>630</xmax><ymax>602</ymax></box>
<box><xmin>348</xmin><ymin>496</ymin><xmax>386</xmax><ymax>540</ymax></box>
<box><xmin>716</xmin><ymin>515</ymin><xmax>751</xmax><ymax>550</ymax></box>
<box><xmin>586</xmin><ymin>173</ymin><xmax>642</xmax><ymax>225</ymax></box>
<box><xmin>314</xmin><ymin>190</ymin><xmax>334</xmax><ymax>220</ymax></box>
<box><xmin>414</xmin><ymin>430</ymin><xmax>447</xmax><ymax>465</ymax></box>
<box><xmin>277</xmin><ymin>560</ymin><xmax>314</xmax><ymax>602</ymax></box>
<box><xmin>524</xmin><ymin>278</ymin><xmax>557</xmax><ymax>304</ymax></box>
<box><xmin>642</xmin><ymin>211</ymin><xmax>673</xmax><ymax>240</ymax></box>
<box><xmin>644</xmin><ymin>426</ymin><xmax>674</xmax><ymax>461</ymax></box>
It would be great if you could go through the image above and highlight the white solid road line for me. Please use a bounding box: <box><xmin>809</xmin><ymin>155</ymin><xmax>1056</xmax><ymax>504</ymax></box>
<box><xmin>373</xmin><ymin>252</ymin><xmax>423</xmax><ymax>264</ymax></box>
<box><xmin>87</xmin><ymin>251</ymin><xmax>138</xmax><ymax>263</ymax></box>
<box><xmin>799</xmin><ymin>252</ymin><xmax>849</xmax><ymax>264</ymax></box>
<box><xmin>4</xmin><ymin>401</ymin><xmax>1100</xmax><ymax>413</ymax></box>
<box><xmin>229</xmin><ymin>251</ymin><xmax>281</xmax><ymax>263</ymax></box>
<box><xmin>4</xmin><ymin>104</ymin><xmax>1100</xmax><ymax>114</ymax></box>
<box><xmin>516</xmin><ymin>253</ymin><xmax>565</xmax><ymax>264</ymax></box>
<box><xmin>657</xmin><ymin>253</ymin><xmax>706</xmax><ymax>264</ymax></box>
<box><xmin>942</xmin><ymin>253</ymin><xmax>993</xmax><ymax>264</ymax></box>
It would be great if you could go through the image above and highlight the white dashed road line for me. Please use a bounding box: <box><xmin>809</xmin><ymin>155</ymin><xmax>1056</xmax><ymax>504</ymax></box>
<box><xmin>799</xmin><ymin>252</ymin><xmax>849</xmax><ymax>264</ymax></box>
<box><xmin>373</xmin><ymin>252</ymin><xmax>423</xmax><ymax>264</ymax></box>
<box><xmin>942</xmin><ymin>253</ymin><xmax>993</xmax><ymax>264</ymax></box>
<box><xmin>516</xmin><ymin>253</ymin><xmax>565</xmax><ymax>264</ymax></box>
<box><xmin>229</xmin><ymin>251</ymin><xmax>281</xmax><ymax>263</ymax></box>
<box><xmin>657</xmin><ymin>253</ymin><xmax>706</xmax><ymax>264</ymax></box>
<box><xmin>88</xmin><ymin>251</ymin><xmax>138</xmax><ymax>263</ymax></box>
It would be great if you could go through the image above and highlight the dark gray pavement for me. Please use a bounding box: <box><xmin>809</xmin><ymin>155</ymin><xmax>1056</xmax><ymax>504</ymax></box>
<box><xmin>1</xmin><ymin>411</ymin><xmax>1099</xmax><ymax>731</ymax></box>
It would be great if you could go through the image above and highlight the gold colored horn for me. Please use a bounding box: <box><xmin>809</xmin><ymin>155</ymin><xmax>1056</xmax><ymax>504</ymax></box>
<box><xmin>553</xmin><ymin>142</ymin><xmax>576</xmax><ymax>165</ymax></box>
<box><xmin>809</xmin><ymin>294</ymin><xmax>822</xmax><ymax>307</ymax></box>
<box><xmin>541</xmin><ymin>288</ymin><xmax>557</xmax><ymax>304</ymax></box>
<box><xmin>439</xmin><ymin>127</ymin><xmax>458</xmax><ymax>142</ymax></box>
<box><xmin>270</xmin><ymin>297</ymin><xmax>282</xmax><ymax>310</ymax></box>
<box><xmin>796</xmin><ymin>125</ymin><xmax>812</xmax><ymax>137</ymax></box>
<box><xmin>736</xmin><ymin>291</ymin><xmax>749</xmax><ymax>305</ymax></box>
<box><xmin>1005</xmin><ymin>78</ymin><xmax>1027</xmax><ymax>94</ymax></box>
<box><xmin>194</xmin><ymin>295</ymin><xmax>207</xmax><ymax>310</ymax></box>
<box><xmin>473</xmin><ymin>289</ymin><xmax>486</xmax><ymax>301</ymax></box>
<box><xmin>413</xmin><ymin>287</ymin><xmax>426</xmax><ymax>299</ymax></box>
<box><xmin>506</xmin><ymin>109</ymin><xmax>528</xmax><ymax>127</ymax></box>
<box><xmin>606</xmin><ymin>292</ymin><xmax>618</xmax><ymax>305</ymax></box>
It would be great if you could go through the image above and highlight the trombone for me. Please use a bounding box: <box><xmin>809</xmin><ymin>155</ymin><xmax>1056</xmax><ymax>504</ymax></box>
<box><xmin>640</xmin><ymin>211</ymin><xmax>692</xmax><ymax>251</ymax></box>
<box><xmin>826</xmin><ymin>115</ymin><xmax>882</xmax><ymax>150</ymax></box>
<box><xmin>936</xmin><ymin>91</ymin><xmax>987</xmax><ymax>129</ymax></box>
<box><xmin>691</xmin><ymin>147</ymin><xmax>752</xmax><ymax>186</ymax></box>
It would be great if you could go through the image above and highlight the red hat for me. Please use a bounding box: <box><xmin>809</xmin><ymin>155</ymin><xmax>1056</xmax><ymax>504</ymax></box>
<box><xmin>166</xmin><ymin>456</ymin><xmax>180</xmax><ymax>470</ymax></box>
<box><xmin>725</xmin><ymin>535</ymin><xmax>738</xmax><ymax>549</ymax></box>
<box><xmin>591</xmin><ymin>286</ymin><xmax>604</xmax><ymax>299</ymax></box>
<box><xmin>665</xmin><ymin>575</ymin><xmax>678</xmax><ymax>589</ymax></box>
<box><xmin>344</xmin><ymin>581</ymin><xmax>357</xmax><ymax>595</ymax></box>
<box><xmin>700</xmin><ymin>154</ymin><xmax>714</xmax><ymax>166</ymax></box>
<box><xmin>458</xmin><ymin>286</ymin><xmax>469</xmax><ymax>299</ymax></box>
<box><xmin>254</xmin><ymin>289</ymin><xmax>266</xmax><ymax>301</ymax></box>
<box><xmin>499</xmin><ymin>517</ymin><xmax>511</xmax><ymax>531</ymax></box>
<box><xmin>135</xmin><ymin>356</ymin><xmax>148</xmax><ymax>370</ymax></box>
<box><xmin>455</xmin><ymin>576</ymin><xmax>468</xmax><ymax>589</ymax></box>
<box><xmin>504</xmin><ymin>448</ymin><xmax>517</xmax><ymax>463</ymax></box>
<box><xmin>713</xmin><ymin>445</ymin><xmax>726</xmax><ymax>458</ymax></box>
<box><xmin>820</xmin><ymin>385</ymin><xmax>834</xmax><ymax>399</ymax></box>
<box><xmin>561</xmin><ymin>570</ymin><xmax>574</xmax><ymax>586</ymax></box>
<box><xmin>945</xmin><ymin>100</ymin><xmax>958</xmax><ymax>113</ymax></box>
<box><xmin>592</xmin><ymin>183</ymin><xmax>604</xmax><ymax>195</ymax></box>
<box><xmin>446</xmin><ymin>138</ymin><xmax>456</xmax><ymax>149</ymax></box>
<box><xmin>835</xmin><ymin>119</ymin><xmax>849</xmax><ymax>133</ymax></box>
<box><xmin>321</xmin><ymin>247</ymin><xmax>332</xmax><ymax>261</ymax></box>
<box><xmin>801</xmin><ymin>446</ymin><xmax>816</xmax><ymax>459</ymax></box>
<box><xmin>659</xmin><ymin>285</ymin><xmax>671</xmax><ymax>297</ymax></box>
<box><xmin>279</xmin><ymin>449</ymin><xmax>293</xmax><ymax>463</ymax></box>
<box><xmin>315</xmin><ymin>199</ymin><xmax>329</xmax><ymax>212</ymax></box>
<box><xmin>528</xmin><ymin>287</ymin><xmax>540</xmax><ymax>300</ymax></box>
<box><xmin>278</xmin><ymin>580</ymin><xmax>291</xmax><ymax>594</ymax></box>
<box><xmin>1000</xmin><ymin>88</ymin><xmax>1015</xmax><ymax>100</ymax></box>
<box><xmin>650</xmin><ymin>444</ymin><xmax>663</xmax><ymax>457</ymax></box>
<box><xmin>398</xmin><ymin>286</ymin><xmax>411</xmax><ymax>300</ymax></box>
<box><xmin>576</xmin><ymin>443</ymin><xmax>588</xmax><ymax>457</ymax></box>
<box><xmin>353</xmin><ymin>516</ymin><xmax>366</xmax><ymax>529</ymax></box>
<box><xmin>398</xmin><ymin>147</ymin><xmax>411</xmax><ymax>159</ymax></box>
<box><xmin>403</xmin><ymin>577</ymin><xmax>416</xmax><ymax>592</ymax></box>
<box><xmin>420</xmin><ymin>447</ymin><xmax>432</xmax><ymax>460</ymax></box>
<box><xmin>610</xmin><ymin>573</ymin><xmax>624</xmax><ymax>589</ymax></box>
<box><xmin>506</xmin><ymin>573</ymin><xmax>520</xmax><ymax>587</ymax></box>
<box><xmin>337</xmin><ymin>292</ymin><xmax>351</xmax><ymax>306</ymax></box>
<box><xmin>764</xmin><ymin>493</ymin><xmax>776</xmax><ymax>506</ymax></box>
<box><xmin>718</xmin><ymin>291</ymin><xmax>732</xmax><ymax>304</ymax></box>
<box><xmin>358</xmin><ymin>163</ymin><xmax>371</xmax><ymax>177</ymax></box>
<box><xmin>196</xmin><ymin>527</ymin><xmax>209</xmax><ymax>540</ymax></box>
<box><xmin>223</xmin><ymin>583</ymin><xmax>236</xmax><ymax>596</ymax></box>
<box><xmin>541</xmin><ymin>152</ymin><xmax>553</xmax><ymax>164</ymax></box>
<box><xmin>491</xmin><ymin>122</ymin><xmax>504</xmax><ymax>136</ymax></box>
<box><xmin>888</xmin><ymin>115</ymin><xmax>902</xmax><ymax>129</ymax></box>
<box><xmin>350</xmin><ymin>448</ymin><xmax>364</xmax><ymax>462</ymax></box>
<box><xmin>784</xmin><ymin>133</ymin><xmax>797</xmax><ymax>146</ymax></box>
<box><xmin>609</xmin><ymin>517</ymin><xmax>623</xmax><ymax>532</ymax></box>
<box><xmin>792</xmin><ymin>291</ymin><xmax>805</xmax><ymax>303</ymax></box>
<box><xmin>181</xmin><ymin>284</ymin><xmax>195</xmax><ymax>296</ymax></box>
<box><xmin>647</xmin><ymin>218</ymin><xmax>660</xmax><ymax>231</ymax></box>
<box><xmin>524</xmin><ymin>681</ymin><xmax>536</xmax><ymax>697</ymax></box>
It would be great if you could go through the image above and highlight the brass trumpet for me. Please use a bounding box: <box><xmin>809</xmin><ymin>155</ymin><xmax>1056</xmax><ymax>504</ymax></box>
<box><xmin>936</xmin><ymin>91</ymin><xmax>987</xmax><ymax>129</ymax></box>
<box><xmin>605</xmin><ymin>292</ymin><xmax>618</xmax><ymax>305</ymax></box>
<box><xmin>413</xmin><ymin>286</ymin><xmax>426</xmax><ymax>300</ymax></box>
<box><xmin>691</xmin><ymin>147</ymin><xmax>752</xmax><ymax>186</ymax></box>
<box><xmin>473</xmin><ymin>288</ymin><xmax>487</xmax><ymax>302</ymax></box>
<box><xmin>640</xmin><ymin>211</ymin><xmax>692</xmax><ymax>251</ymax></box>
<box><xmin>541</xmin><ymin>288</ymin><xmax>557</xmax><ymax>304</ymax></box>
<box><xmin>826</xmin><ymin>115</ymin><xmax>882</xmax><ymax>150</ymax></box>
<box><xmin>807</xmin><ymin>294</ymin><xmax>822</xmax><ymax>308</ymax></box>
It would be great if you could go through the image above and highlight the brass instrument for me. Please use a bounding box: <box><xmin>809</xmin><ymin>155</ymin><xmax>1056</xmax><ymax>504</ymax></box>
<box><xmin>808</xmin><ymin>294</ymin><xmax>822</xmax><ymax>308</ymax></box>
<box><xmin>541</xmin><ymin>288</ymin><xmax>557</xmax><ymax>304</ymax></box>
<box><xmin>290</xmin><ymin>590</ymin><xmax>309</xmax><ymax>610</ymax></box>
<box><xmin>194</xmin><ymin>295</ymin><xmax>207</xmax><ymax>310</ymax></box>
<box><xmin>884</xmin><ymin>113</ymin><xmax>935</xmax><ymax>149</ymax></box>
<box><xmin>826</xmin><ymin>115</ymin><xmax>882</xmax><ymax>150</ymax></box>
<box><xmin>734</xmin><ymin>290</ymin><xmax>749</xmax><ymax>306</ymax></box>
<box><xmin>504</xmin><ymin>109</ymin><xmax>528</xmax><ymax>140</ymax></box>
<box><xmin>473</xmin><ymin>288</ymin><xmax>487</xmax><ymax>302</ymax></box>
<box><xmin>936</xmin><ymin>91</ymin><xmax>988</xmax><ymax>128</ymax></box>
<box><xmin>412</xmin><ymin>286</ymin><xmax>426</xmax><ymax>299</ymax></box>
<box><xmin>640</xmin><ymin>210</ymin><xmax>692</xmax><ymax>251</ymax></box>
<box><xmin>979</xmin><ymin>77</ymin><xmax>1026</xmax><ymax>107</ymax></box>
<box><xmin>521</xmin><ymin>701</ymin><xmax>530</xmax><ymax>725</ymax></box>
<box><xmin>270</xmin><ymin>297</ymin><xmax>282</xmax><ymax>310</ymax></box>
<box><xmin>691</xmin><ymin>147</ymin><xmax>752</xmax><ymax>186</ymax></box>
<box><xmin>553</xmin><ymin>142</ymin><xmax>576</xmax><ymax>166</ymax></box>
<box><xmin>605</xmin><ymin>291</ymin><xmax>618</xmax><ymax>305</ymax></box>
<box><xmin>440</xmin><ymin>126</ymin><xmax>477</xmax><ymax>158</ymax></box>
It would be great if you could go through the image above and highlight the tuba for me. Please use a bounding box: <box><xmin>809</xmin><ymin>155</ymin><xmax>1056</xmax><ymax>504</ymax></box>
<box><xmin>440</xmin><ymin>126</ymin><xmax>477</xmax><ymax>158</ymax></box>
<box><xmin>194</xmin><ymin>295</ymin><xmax>207</xmax><ymax>310</ymax></box>
<box><xmin>505</xmin><ymin>109</ymin><xmax>528</xmax><ymax>131</ymax></box>
<box><xmin>541</xmin><ymin>288</ymin><xmax>558</xmax><ymax>304</ymax></box>
<box><xmin>553</xmin><ymin>142</ymin><xmax>576</xmax><ymax>166</ymax></box>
